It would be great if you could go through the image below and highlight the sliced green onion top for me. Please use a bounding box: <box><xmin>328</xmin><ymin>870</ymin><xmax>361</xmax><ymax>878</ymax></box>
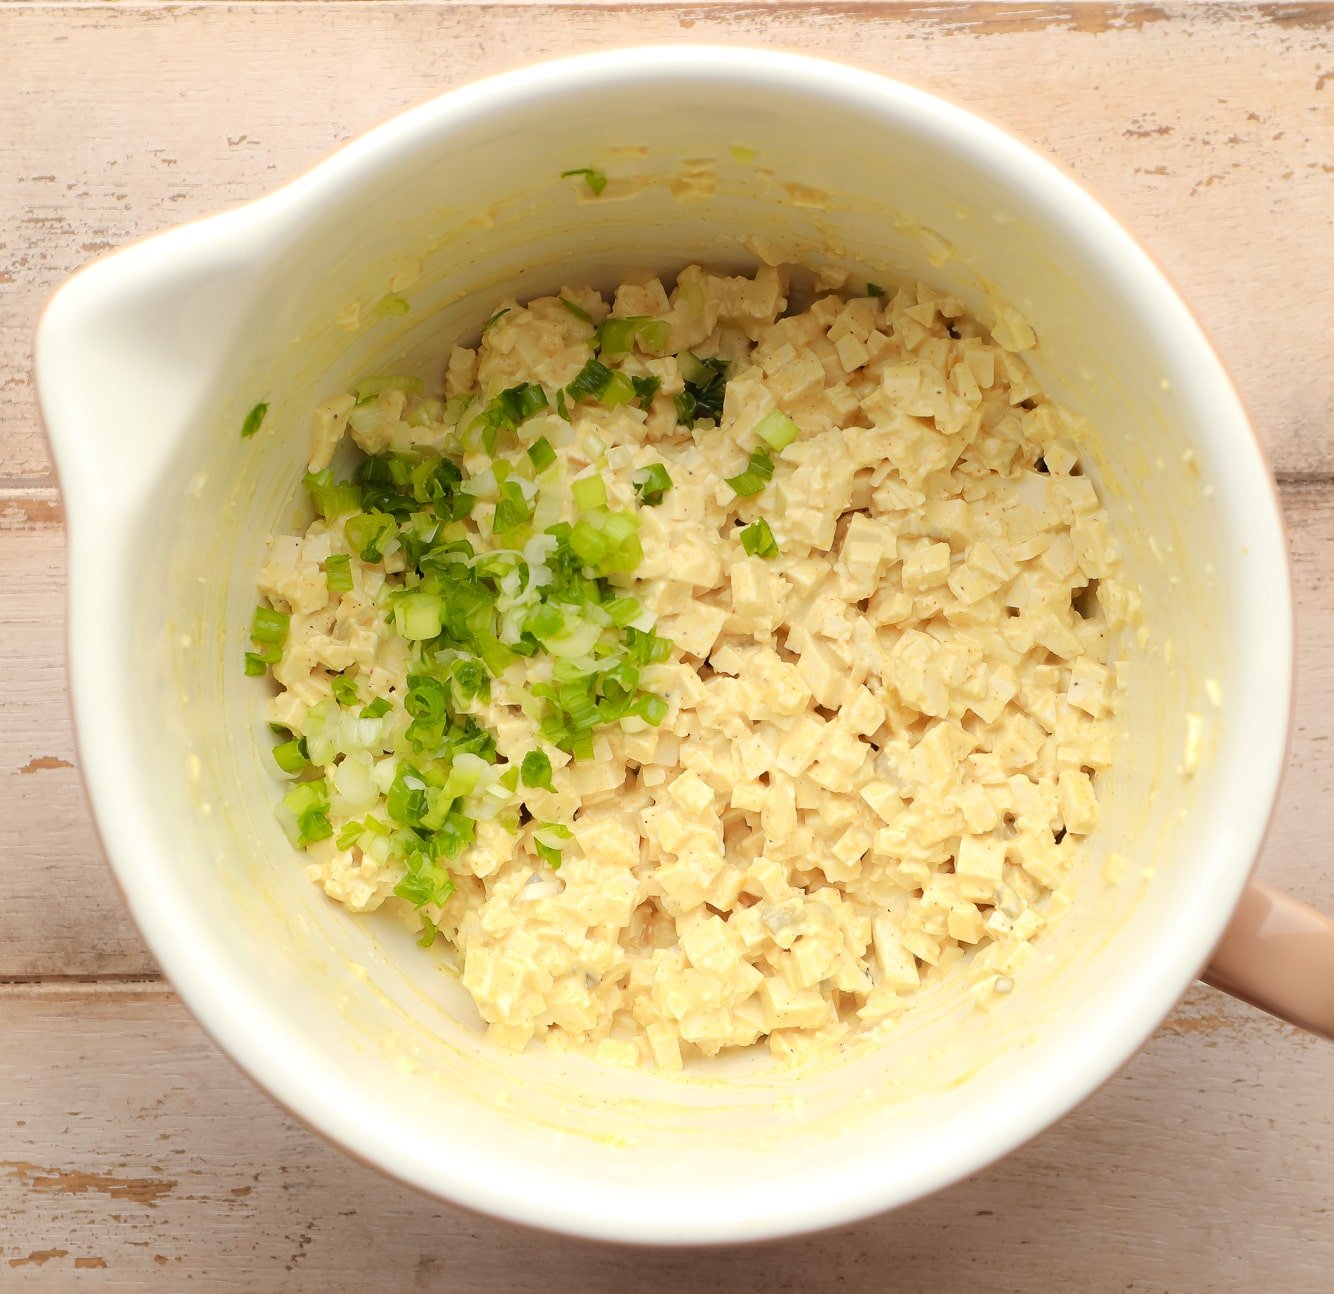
<box><xmin>284</xmin><ymin>778</ymin><xmax>333</xmax><ymax>847</ymax></box>
<box><xmin>251</xmin><ymin>605</ymin><xmax>290</xmax><ymax>646</ymax></box>
<box><xmin>675</xmin><ymin>353</ymin><xmax>728</xmax><ymax>425</ymax></box>
<box><xmin>631</xmin><ymin>375</ymin><xmax>661</xmax><ymax>408</ymax></box>
<box><xmin>599</xmin><ymin>370</ymin><xmax>634</xmax><ymax>409</ymax></box>
<box><xmin>527</xmin><ymin>436</ymin><xmax>557</xmax><ymax>471</ymax></box>
<box><xmin>726</xmin><ymin>447</ymin><xmax>775</xmax><ymax>497</ymax></box>
<box><xmin>241</xmin><ymin>402</ymin><xmax>268</xmax><ymax>439</ymax></box>
<box><xmin>533</xmin><ymin>822</ymin><xmax>573</xmax><ymax>868</ymax></box>
<box><xmin>740</xmin><ymin>516</ymin><xmax>779</xmax><ymax>559</ymax></box>
<box><xmin>332</xmin><ymin>675</ymin><xmax>360</xmax><ymax>708</ymax></box>
<box><xmin>491</xmin><ymin>480</ymin><xmax>533</xmax><ymax>537</ymax></box>
<box><xmin>633</xmin><ymin>463</ymin><xmax>672</xmax><ymax>506</ymax></box>
<box><xmin>305</xmin><ymin>469</ymin><xmax>362</xmax><ymax>522</ymax></box>
<box><xmin>521</xmin><ymin>749</ymin><xmax>554</xmax><ymax>790</ymax></box>
<box><xmin>560</xmin><ymin>167</ymin><xmax>608</xmax><ymax>196</ymax></box>
<box><xmin>754</xmin><ymin>409</ymin><xmax>799</xmax><ymax>452</ymax></box>
<box><xmin>482</xmin><ymin>307</ymin><xmax>510</xmax><ymax>333</ymax></box>
<box><xmin>566</xmin><ymin>358</ymin><xmax>614</xmax><ymax>403</ymax></box>
<box><xmin>272</xmin><ymin>737</ymin><xmax>309</xmax><ymax>774</ymax></box>
<box><xmin>324</xmin><ymin>553</ymin><xmax>353</xmax><ymax>593</ymax></box>
<box><xmin>346</xmin><ymin>511</ymin><xmax>398</xmax><ymax>562</ymax></box>
<box><xmin>560</xmin><ymin>296</ymin><xmax>594</xmax><ymax>325</ymax></box>
<box><xmin>866</xmin><ymin>282</ymin><xmax>886</xmax><ymax>297</ymax></box>
<box><xmin>416</xmin><ymin>912</ymin><xmax>439</xmax><ymax>949</ymax></box>
<box><xmin>571</xmin><ymin>473</ymin><xmax>607</xmax><ymax>512</ymax></box>
<box><xmin>360</xmin><ymin>696</ymin><xmax>392</xmax><ymax>719</ymax></box>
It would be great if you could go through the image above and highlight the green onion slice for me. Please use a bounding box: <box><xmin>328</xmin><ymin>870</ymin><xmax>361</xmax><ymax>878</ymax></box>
<box><xmin>527</xmin><ymin>436</ymin><xmax>557</xmax><ymax>471</ymax></box>
<box><xmin>560</xmin><ymin>167</ymin><xmax>608</xmax><ymax>196</ymax></box>
<box><xmin>754</xmin><ymin>409</ymin><xmax>799</xmax><ymax>452</ymax></box>
<box><xmin>560</xmin><ymin>296</ymin><xmax>593</xmax><ymax>325</ymax></box>
<box><xmin>251</xmin><ymin>606</ymin><xmax>289</xmax><ymax>646</ymax></box>
<box><xmin>324</xmin><ymin>553</ymin><xmax>353</xmax><ymax>593</ymax></box>
<box><xmin>740</xmin><ymin>516</ymin><xmax>779</xmax><ymax>559</ymax></box>
<box><xmin>272</xmin><ymin>738</ymin><xmax>309</xmax><ymax>774</ymax></box>
<box><xmin>726</xmin><ymin>447</ymin><xmax>775</xmax><ymax>497</ymax></box>
<box><xmin>521</xmin><ymin>749</ymin><xmax>554</xmax><ymax>790</ymax></box>
<box><xmin>633</xmin><ymin>463</ymin><xmax>672</xmax><ymax>506</ymax></box>
<box><xmin>571</xmin><ymin>473</ymin><xmax>607</xmax><ymax>512</ymax></box>
<box><xmin>566</xmin><ymin>358</ymin><xmax>614</xmax><ymax>403</ymax></box>
<box><xmin>241</xmin><ymin>402</ymin><xmax>268</xmax><ymax>439</ymax></box>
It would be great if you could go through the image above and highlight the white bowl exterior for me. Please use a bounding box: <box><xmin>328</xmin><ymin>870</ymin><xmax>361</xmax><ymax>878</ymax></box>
<box><xmin>37</xmin><ymin>49</ymin><xmax>1292</xmax><ymax>1243</ymax></box>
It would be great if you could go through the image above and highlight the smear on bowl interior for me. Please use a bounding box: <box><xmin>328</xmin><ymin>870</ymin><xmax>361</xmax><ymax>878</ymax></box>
<box><xmin>247</xmin><ymin>263</ymin><xmax>1138</xmax><ymax>1071</ymax></box>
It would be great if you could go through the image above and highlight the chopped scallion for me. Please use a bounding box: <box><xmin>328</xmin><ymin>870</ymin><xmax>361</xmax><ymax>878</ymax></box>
<box><xmin>726</xmin><ymin>447</ymin><xmax>775</xmax><ymax>497</ymax></box>
<box><xmin>335</xmin><ymin>820</ymin><xmax>364</xmax><ymax>850</ymax></box>
<box><xmin>324</xmin><ymin>553</ymin><xmax>353</xmax><ymax>593</ymax></box>
<box><xmin>571</xmin><ymin>473</ymin><xmax>607</xmax><ymax>512</ymax></box>
<box><xmin>631</xmin><ymin>375</ymin><xmax>661</xmax><ymax>408</ymax></box>
<box><xmin>272</xmin><ymin>738</ymin><xmax>309</xmax><ymax>774</ymax></box>
<box><xmin>675</xmin><ymin>353</ymin><xmax>728</xmax><ymax>425</ymax></box>
<box><xmin>560</xmin><ymin>296</ymin><xmax>593</xmax><ymax>325</ymax></box>
<box><xmin>395</xmin><ymin>592</ymin><xmax>444</xmax><ymax>641</ymax></box>
<box><xmin>345</xmin><ymin>511</ymin><xmax>398</xmax><ymax>562</ymax></box>
<box><xmin>416</xmin><ymin>913</ymin><xmax>438</xmax><ymax>948</ymax></box>
<box><xmin>533</xmin><ymin>821</ymin><xmax>573</xmax><ymax>868</ymax></box>
<box><xmin>560</xmin><ymin>167</ymin><xmax>607</xmax><ymax>196</ymax></box>
<box><xmin>240</xmin><ymin>402</ymin><xmax>268</xmax><ymax>439</ymax></box>
<box><xmin>492</xmin><ymin>480</ymin><xmax>533</xmax><ymax>536</ymax></box>
<box><xmin>527</xmin><ymin>436</ymin><xmax>557</xmax><ymax>471</ymax></box>
<box><xmin>251</xmin><ymin>606</ymin><xmax>289</xmax><ymax>646</ymax></box>
<box><xmin>754</xmin><ymin>409</ymin><xmax>800</xmax><ymax>452</ymax></box>
<box><xmin>637</xmin><ymin>320</ymin><xmax>670</xmax><ymax>353</ymax></box>
<box><xmin>332</xmin><ymin>675</ymin><xmax>360</xmax><ymax>708</ymax></box>
<box><xmin>595</xmin><ymin>317</ymin><xmax>641</xmax><ymax>356</ymax></box>
<box><xmin>521</xmin><ymin>749</ymin><xmax>554</xmax><ymax>790</ymax></box>
<box><xmin>633</xmin><ymin>463</ymin><xmax>672</xmax><ymax>506</ymax></box>
<box><xmin>601</xmin><ymin>370</ymin><xmax>637</xmax><ymax>409</ymax></box>
<box><xmin>360</xmin><ymin>696</ymin><xmax>391</xmax><ymax>719</ymax></box>
<box><xmin>740</xmin><ymin>516</ymin><xmax>779</xmax><ymax>559</ymax></box>
<box><xmin>566</xmin><ymin>358</ymin><xmax>613</xmax><ymax>404</ymax></box>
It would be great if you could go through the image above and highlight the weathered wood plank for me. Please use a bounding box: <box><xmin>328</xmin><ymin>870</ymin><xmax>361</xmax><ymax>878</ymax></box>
<box><xmin>3</xmin><ymin>478</ymin><xmax>1332</xmax><ymax>980</ymax></box>
<box><xmin>2</xmin><ymin>3</ymin><xmax>1331</xmax><ymax>483</ymax></box>
<box><xmin>0</xmin><ymin>980</ymin><xmax>1331</xmax><ymax>1287</ymax></box>
<box><xmin>0</xmin><ymin>493</ymin><xmax>157</xmax><ymax>978</ymax></box>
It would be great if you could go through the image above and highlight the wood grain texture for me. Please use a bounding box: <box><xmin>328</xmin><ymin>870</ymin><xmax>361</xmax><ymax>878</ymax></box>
<box><xmin>0</xmin><ymin>981</ymin><xmax>1331</xmax><ymax>1290</ymax></box>
<box><xmin>2</xmin><ymin>2</ymin><xmax>1333</xmax><ymax>481</ymax></box>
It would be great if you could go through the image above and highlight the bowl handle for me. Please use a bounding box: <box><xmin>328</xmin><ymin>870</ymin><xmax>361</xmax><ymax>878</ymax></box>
<box><xmin>1203</xmin><ymin>880</ymin><xmax>1334</xmax><ymax>1040</ymax></box>
<box><xmin>35</xmin><ymin>208</ymin><xmax>271</xmax><ymax>521</ymax></box>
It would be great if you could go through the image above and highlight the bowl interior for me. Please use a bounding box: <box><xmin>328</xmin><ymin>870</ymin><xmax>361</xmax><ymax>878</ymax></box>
<box><xmin>50</xmin><ymin>51</ymin><xmax>1289</xmax><ymax>1241</ymax></box>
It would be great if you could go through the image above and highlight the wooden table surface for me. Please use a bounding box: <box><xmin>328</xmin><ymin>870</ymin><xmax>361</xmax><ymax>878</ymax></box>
<box><xmin>4</xmin><ymin>2</ymin><xmax>1333</xmax><ymax>1287</ymax></box>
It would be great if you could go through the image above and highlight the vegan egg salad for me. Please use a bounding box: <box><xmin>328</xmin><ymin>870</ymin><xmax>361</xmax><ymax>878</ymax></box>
<box><xmin>247</xmin><ymin>264</ymin><xmax>1136</xmax><ymax>1071</ymax></box>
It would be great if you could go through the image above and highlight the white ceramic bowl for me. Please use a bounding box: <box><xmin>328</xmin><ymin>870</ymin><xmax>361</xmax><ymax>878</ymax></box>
<box><xmin>37</xmin><ymin>49</ymin><xmax>1298</xmax><ymax>1243</ymax></box>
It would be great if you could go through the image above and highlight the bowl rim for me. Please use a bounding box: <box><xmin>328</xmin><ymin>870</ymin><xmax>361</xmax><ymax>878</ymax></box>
<box><xmin>36</xmin><ymin>44</ymin><xmax>1295</xmax><ymax>1244</ymax></box>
